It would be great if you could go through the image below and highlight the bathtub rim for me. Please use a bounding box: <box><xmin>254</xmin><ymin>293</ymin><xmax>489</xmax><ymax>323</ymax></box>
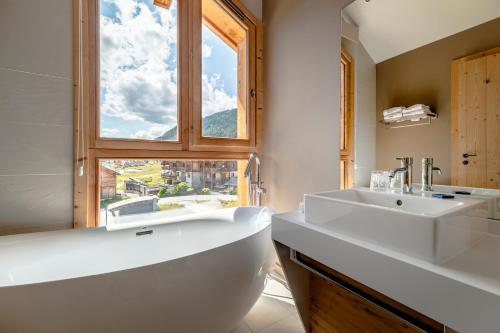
<box><xmin>0</xmin><ymin>207</ymin><xmax>273</xmax><ymax>288</ymax></box>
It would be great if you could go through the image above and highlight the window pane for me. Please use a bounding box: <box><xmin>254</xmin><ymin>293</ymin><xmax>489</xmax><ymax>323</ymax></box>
<box><xmin>201</xmin><ymin>0</ymin><xmax>248</xmax><ymax>139</ymax></box>
<box><xmin>99</xmin><ymin>0</ymin><xmax>179</xmax><ymax>141</ymax></box>
<box><xmin>99</xmin><ymin>160</ymin><xmax>243</xmax><ymax>226</ymax></box>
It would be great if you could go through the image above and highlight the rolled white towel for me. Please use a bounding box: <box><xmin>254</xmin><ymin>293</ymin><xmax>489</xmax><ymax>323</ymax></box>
<box><xmin>384</xmin><ymin>113</ymin><xmax>403</xmax><ymax>119</ymax></box>
<box><xmin>406</xmin><ymin>104</ymin><xmax>429</xmax><ymax>111</ymax></box>
<box><xmin>403</xmin><ymin>104</ymin><xmax>430</xmax><ymax>115</ymax></box>
<box><xmin>383</xmin><ymin>113</ymin><xmax>403</xmax><ymax>122</ymax></box>
<box><xmin>383</xmin><ymin>106</ymin><xmax>404</xmax><ymax>117</ymax></box>
<box><xmin>403</xmin><ymin>109</ymin><xmax>427</xmax><ymax>117</ymax></box>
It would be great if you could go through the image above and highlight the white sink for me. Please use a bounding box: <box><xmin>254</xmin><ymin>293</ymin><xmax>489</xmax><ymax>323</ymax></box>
<box><xmin>413</xmin><ymin>184</ymin><xmax>500</xmax><ymax>221</ymax></box>
<box><xmin>304</xmin><ymin>188</ymin><xmax>489</xmax><ymax>263</ymax></box>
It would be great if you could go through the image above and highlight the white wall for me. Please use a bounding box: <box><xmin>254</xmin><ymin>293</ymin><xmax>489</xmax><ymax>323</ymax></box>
<box><xmin>353</xmin><ymin>42</ymin><xmax>376</xmax><ymax>187</ymax></box>
<box><xmin>263</xmin><ymin>0</ymin><xmax>352</xmax><ymax>213</ymax></box>
<box><xmin>341</xmin><ymin>37</ymin><xmax>377</xmax><ymax>187</ymax></box>
<box><xmin>0</xmin><ymin>0</ymin><xmax>73</xmax><ymax>235</ymax></box>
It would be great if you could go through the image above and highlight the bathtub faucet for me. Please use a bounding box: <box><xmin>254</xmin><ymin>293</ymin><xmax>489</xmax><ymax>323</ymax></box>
<box><xmin>244</xmin><ymin>153</ymin><xmax>266</xmax><ymax>206</ymax></box>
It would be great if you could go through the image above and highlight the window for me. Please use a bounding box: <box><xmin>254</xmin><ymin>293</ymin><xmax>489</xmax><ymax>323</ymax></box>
<box><xmin>340</xmin><ymin>49</ymin><xmax>354</xmax><ymax>189</ymax></box>
<box><xmin>191</xmin><ymin>0</ymin><xmax>257</xmax><ymax>149</ymax></box>
<box><xmin>99</xmin><ymin>0</ymin><xmax>180</xmax><ymax>142</ymax></box>
<box><xmin>74</xmin><ymin>0</ymin><xmax>262</xmax><ymax>227</ymax></box>
<box><xmin>99</xmin><ymin>159</ymin><xmax>243</xmax><ymax>226</ymax></box>
<box><xmin>201</xmin><ymin>0</ymin><xmax>250</xmax><ymax>140</ymax></box>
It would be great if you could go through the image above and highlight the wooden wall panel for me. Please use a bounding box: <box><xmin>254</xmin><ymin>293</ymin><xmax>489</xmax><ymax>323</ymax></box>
<box><xmin>486</xmin><ymin>53</ymin><xmax>500</xmax><ymax>188</ymax></box>
<box><xmin>464</xmin><ymin>57</ymin><xmax>487</xmax><ymax>187</ymax></box>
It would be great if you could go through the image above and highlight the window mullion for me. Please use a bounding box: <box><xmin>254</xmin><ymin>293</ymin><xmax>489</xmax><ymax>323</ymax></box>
<box><xmin>189</xmin><ymin>0</ymin><xmax>203</xmax><ymax>149</ymax></box>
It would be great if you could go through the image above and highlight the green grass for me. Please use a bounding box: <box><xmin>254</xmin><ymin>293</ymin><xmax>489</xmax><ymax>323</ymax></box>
<box><xmin>219</xmin><ymin>199</ymin><xmax>239</xmax><ymax>208</ymax></box>
<box><xmin>115</xmin><ymin>162</ymin><xmax>164</xmax><ymax>192</ymax></box>
<box><xmin>158</xmin><ymin>202</ymin><xmax>185</xmax><ymax>211</ymax></box>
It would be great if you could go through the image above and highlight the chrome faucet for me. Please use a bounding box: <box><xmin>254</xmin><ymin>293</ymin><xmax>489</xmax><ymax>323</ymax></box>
<box><xmin>421</xmin><ymin>157</ymin><xmax>442</xmax><ymax>191</ymax></box>
<box><xmin>244</xmin><ymin>153</ymin><xmax>266</xmax><ymax>206</ymax></box>
<box><xmin>389</xmin><ymin>157</ymin><xmax>413</xmax><ymax>193</ymax></box>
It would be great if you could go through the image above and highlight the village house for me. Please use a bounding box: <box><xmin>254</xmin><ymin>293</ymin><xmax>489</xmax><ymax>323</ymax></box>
<box><xmin>99</xmin><ymin>166</ymin><xmax>119</xmax><ymax>199</ymax></box>
<box><xmin>161</xmin><ymin>160</ymin><xmax>237</xmax><ymax>192</ymax></box>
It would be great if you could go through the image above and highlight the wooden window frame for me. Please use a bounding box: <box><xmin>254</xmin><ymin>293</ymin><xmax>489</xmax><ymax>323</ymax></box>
<box><xmin>73</xmin><ymin>0</ymin><xmax>263</xmax><ymax>228</ymax></box>
<box><xmin>340</xmin><ymin>48</ymin><xmax>354</xmax><ymax>189</ymax></box>
<box><xmin>191</xmin><ymin>0</ymin><xmax>257</xmax><ymax>151</ymax></box>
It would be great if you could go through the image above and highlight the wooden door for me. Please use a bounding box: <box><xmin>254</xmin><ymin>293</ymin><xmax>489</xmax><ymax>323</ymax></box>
<box><xmin>451</xmin><ymin>46</ymin><xmax>500</xmax><ymax>188</ymax></box>
<box><xmin>486</xmin><ymin>52</ymin><xmax>500</xmax><ymax>188</ymax></box>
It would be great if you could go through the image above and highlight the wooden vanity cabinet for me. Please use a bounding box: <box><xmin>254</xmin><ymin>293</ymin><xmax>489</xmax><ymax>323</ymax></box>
<box><xmin>308</xmin><ymin>261</ymin><xmax>441</xmax><ymax>333</ymax></box>
<box><xmin>275</xmin><ymin>242</ymin><xmax>458</xmax><ymax>333</ymax></box>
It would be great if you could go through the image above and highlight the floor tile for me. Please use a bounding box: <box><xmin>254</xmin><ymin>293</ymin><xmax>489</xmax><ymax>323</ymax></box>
<box><xmin>262</xmin><ymin>278</ymin><xmax>295</xmax><ymax>306</ymax></box>
<box><xmin>230</xmin><ymin>321</ymin><xmax>252</xmax><ymax>333</ymax></box>
<box><xmin>231</xmin><ymin>272</ymin><xmax>304</xmax><ymax>333</ymax></box>
<box><xmin>243</xmin><ymin>295</ymin><xmax>295</xmax><ymax>332</ymax></box>
<box><xmin>257</xmin><ymin>312</ymin><xmax>305</xmax><ymax>333</ymax></box>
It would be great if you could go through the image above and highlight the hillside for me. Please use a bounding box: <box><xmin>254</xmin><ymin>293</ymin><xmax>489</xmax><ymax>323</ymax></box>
<box><xmin>157</xmin><ymin>108</ymin><xmax>237</xmax><ymax>140</ymax></box>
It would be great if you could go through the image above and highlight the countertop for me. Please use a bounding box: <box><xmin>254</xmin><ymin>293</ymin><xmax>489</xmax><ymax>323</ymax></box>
<box><xmin>272</xmin><ymin>211</ymin><xmax>500</xmax><ymax>333</ymax></box>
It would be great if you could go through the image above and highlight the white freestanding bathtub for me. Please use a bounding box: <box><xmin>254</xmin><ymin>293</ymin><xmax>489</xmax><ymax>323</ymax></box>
<box><xmin>0</xmin><ymin>207</ymin><xmax>275</xmax><ymax>333</ymax></box>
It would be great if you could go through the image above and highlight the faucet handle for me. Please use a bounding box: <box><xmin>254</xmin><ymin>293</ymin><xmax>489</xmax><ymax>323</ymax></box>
<box><xmin>432</xmin><ymin>167</ymin><xmax>442</xmax><ymax>176</ymax></box>
<box><xmin>396</xmin><ymin>157</ymin><xmax>413</xmax><ymax>166</ymax></box>
<box><xmin>422</xmin><ymin>157</ymin><xmax>434</xmax><ymax>165</ymax></box>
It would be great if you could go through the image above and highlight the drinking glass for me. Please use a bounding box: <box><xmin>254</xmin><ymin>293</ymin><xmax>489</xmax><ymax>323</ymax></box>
<box><xmin>370</xmin><ymin>171</ymin><xmax>390</xmax><ymax>191</ymax></box>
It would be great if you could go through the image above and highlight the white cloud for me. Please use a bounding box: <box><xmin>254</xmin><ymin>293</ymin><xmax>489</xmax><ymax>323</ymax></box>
<box><xmin>202</xmin><ymin>74</ymin><xmax>237</xmax><ymax>116</ymax></box>
<box><xmin>100</xmin><ymin>0</ymin><xmax>237</xmax><ymax>135</ymax></box>
<box><xmin>100</xmin><ymin>0</ymin><xmax>178</xmax><ymax>126</ymax></box>
<box><xmin>131</xmin><ymin>124</ymin><xmax>171</xmax><ymax>140</ymax></box>
<box><xmin>101</xmin><ymin>127</ymin><xmax>121</xmax><ymax>137</ymax></box>
<box><xmin>202</xmin><ymin>43</ymin><xmax>212</xmax><ymax>58</ymax></box>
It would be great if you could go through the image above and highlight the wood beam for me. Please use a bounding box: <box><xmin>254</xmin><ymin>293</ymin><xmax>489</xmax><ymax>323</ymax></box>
<box><xmin>153</xmin><ymin>0</ymin><xmax>173</xmax><ymax>10</ymax></box>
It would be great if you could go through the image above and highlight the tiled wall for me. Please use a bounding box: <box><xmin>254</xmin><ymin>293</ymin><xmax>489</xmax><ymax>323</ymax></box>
<box><xmin>0</xmin><ymin>0</ymin><xmax>73</xmax><ymax>235</ymax></box>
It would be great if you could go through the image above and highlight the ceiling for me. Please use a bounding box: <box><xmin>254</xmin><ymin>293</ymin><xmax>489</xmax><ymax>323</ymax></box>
<box><xmin>343</xmin><ymin>0</ymin><xmax>500</xmax><ymax>63</ymax></box>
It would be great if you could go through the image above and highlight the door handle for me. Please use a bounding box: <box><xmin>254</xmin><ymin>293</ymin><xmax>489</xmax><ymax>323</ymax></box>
<box><xmin>463</xmin><ymin>153</ymin><xmax>477</xmax><ymax>158</ymax></box>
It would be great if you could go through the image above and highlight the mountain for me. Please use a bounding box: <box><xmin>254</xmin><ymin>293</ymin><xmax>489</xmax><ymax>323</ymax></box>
<box><xmin>157</xmin><ymin>108</ymin><xmax>237</xmax><ymax>140</ymax></box>
<box><xmin>157</xmin><ymin>123</ymin><xmax>178</xmax><ymax>141</ymax></box>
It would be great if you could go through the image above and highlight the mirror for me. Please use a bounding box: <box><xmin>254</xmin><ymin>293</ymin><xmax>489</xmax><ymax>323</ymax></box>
<box><xmin>341</xmin><ymin>0</ymin><xmax>500</xmax><ymax>191</ymax></box>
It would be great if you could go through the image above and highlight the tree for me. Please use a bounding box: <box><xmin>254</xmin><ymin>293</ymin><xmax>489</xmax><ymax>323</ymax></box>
<box><xmin>200</xmin><ymin>187</ymin><xmax>210</xmax><ymax>194</ymax></box>
<box><xmin>158</xmin><ymin>187</ymin><xmax>168</xmax><ymax>198</ymax></box>
<box><xmin>174</xmin><ymin>182</ymin><xmax>190</xmax><ymax>195</ymax></box>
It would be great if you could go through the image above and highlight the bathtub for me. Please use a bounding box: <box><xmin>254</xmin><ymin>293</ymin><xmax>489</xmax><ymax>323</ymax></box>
<box><xmin>0</xmin><ymin>207</ymin><xmax>275</xmax><ymax>333</ymax></box>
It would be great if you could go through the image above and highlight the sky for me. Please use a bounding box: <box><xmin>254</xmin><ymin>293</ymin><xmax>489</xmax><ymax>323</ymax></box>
<box><xmin>99</xmin><ymin>0</ymin><xmax>237</xmax><ymax>140</ymax></box>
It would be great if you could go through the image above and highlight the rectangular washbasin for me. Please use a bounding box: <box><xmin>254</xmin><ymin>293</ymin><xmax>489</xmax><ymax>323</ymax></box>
<box><xmin>304</xmin><ymin>188</ymin><xmax>489</xmax><ymax>263</ymax></box>
<box><xmin>413</xmin><ymin>184</ymin><xmax>500</xmax><ymax>221</ymax></box>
